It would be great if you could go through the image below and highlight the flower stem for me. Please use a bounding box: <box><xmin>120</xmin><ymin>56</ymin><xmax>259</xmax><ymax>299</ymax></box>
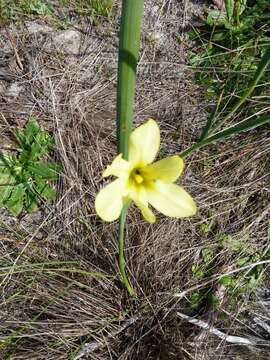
<box><xmin>118</xmin><ymin>204</ymin><xmax>135</xmax><ymax>297</ymax></box>
<box><xmin>116</xmin><ymin>0</ymin><xmax>144</xmax><ymax>296</ymax></box>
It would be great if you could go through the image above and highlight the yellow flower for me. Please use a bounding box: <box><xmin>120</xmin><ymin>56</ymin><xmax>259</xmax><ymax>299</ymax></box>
<box><xmin>95</xmin><ymin>119</ymin><xmax>197</xmax><ymax>223</ymax></box>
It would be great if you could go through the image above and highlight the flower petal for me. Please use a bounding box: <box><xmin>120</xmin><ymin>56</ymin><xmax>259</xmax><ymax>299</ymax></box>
<box><xmin>134</xmin><ymin>201</ymin><xmax>156</xmax><ymax>223</ymax></box>
<box><xmin>142</xmin><ymin>156</ymin><xmax>184</xmax><ymax>182</ymax></box>
<box><xmin>147</xmin><ymin>180</ymin><xmax>197</xmax><ymax>218</ymax></box>
<box><xmin>128</xmin><ymin>119</ymin><xmax>160</xmax><ymax>166</ymax></box>
<box><xmin>103</xmin><ymin>154</ymin><xmax>131</xmax><ymax>178</ymax></box>
<box><xmin>95</xmin><ymin>179</ymin><xmax>125</xmax><ymax>221</ymax></box>
<box><xmin>128</xmin><ymin>183</ymin><xmax>156</xmax><ymax>223</ymax></box>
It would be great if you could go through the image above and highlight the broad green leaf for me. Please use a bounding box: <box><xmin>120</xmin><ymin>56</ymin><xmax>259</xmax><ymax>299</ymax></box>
<box><xmin>0</xmin><ymin>119</ymin><xmax>59</xmax><ymax>216</ymax></box>
<box><xmin>29</xmin><ymin>132</ymin><xmax>54</xmax><ymax>161</ymax></box>
<box><xmin>25</xmin><ymin>191</ymin><xmax>38</xmax><ymax>213</ymax></box>
<box><xmin>219</xmin><ymin>275</ymin><xmax>234</xmax><ymax>286</ymax></box>
<box><xmin>207</xmin><ymin>10</ymin><xmax>229</xmax><ymax>27</ymax></box>
<box><xmin>5</xmin><ymin>184</ymin><xmax>25</xmax><ymax>216</ymax></box>
<box><xmin>0</xmin><ymin>172</ymin><xmax>16</xmax><ymax>205</ymax></box>
<box><xmin>36</xmin><ymin>182</ymin><xmax>56</xmax><ymax>201</ymax></box>
<box><xmin>28</xmin><ymin>162</ymin><xmax>60</xmax><ymax>180</ymax></box>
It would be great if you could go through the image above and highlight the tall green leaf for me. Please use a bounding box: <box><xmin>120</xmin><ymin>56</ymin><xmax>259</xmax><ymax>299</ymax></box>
<box><xmin>116</xmin><ymin>0</ymin><xmax>144</xmax><ymax>297</ymax></box>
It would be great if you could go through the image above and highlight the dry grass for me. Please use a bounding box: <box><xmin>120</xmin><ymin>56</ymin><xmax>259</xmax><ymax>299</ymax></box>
<box><xmin>0</xmin><ymin>1</ymin><xmax>270</xmax><ymax>359</ymax></box>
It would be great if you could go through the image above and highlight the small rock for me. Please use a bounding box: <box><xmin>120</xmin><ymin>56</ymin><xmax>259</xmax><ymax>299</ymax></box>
<box><xmin>6</xmin><ymin>82</ymin><xmax>24</xmax><ymax>98</ymax></box>
<box><xmin>51</xmin><ymin>30</ymin><xmax>82</xmax><ymax>55</ymax></box>
<box><xmin>25</xmin><ymin>21</ymin><xmax>54</xmax><ymax>34</ymax></box>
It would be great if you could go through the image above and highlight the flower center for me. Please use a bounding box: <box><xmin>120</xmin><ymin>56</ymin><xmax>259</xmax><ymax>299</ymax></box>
<box><xmin>131</xmin><ymin>168</ymin><xmax>144</xmax><ymax>185</ymax></box>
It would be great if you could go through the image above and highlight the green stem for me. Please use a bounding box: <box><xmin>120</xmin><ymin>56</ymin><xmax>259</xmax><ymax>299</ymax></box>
<box><xmin>117</xmin><ymin>0</ymin><xmax>144</xmax><ymax>158</ymax></box>
<box><xmin>118</xmin><ymin>204</ymin><xmax>135</xmax><ymax>296</ymax></box>
<box><xmin>116</xmin><ymin>0</ymin><xmax>144</xmax><ymax>296</ymax></box>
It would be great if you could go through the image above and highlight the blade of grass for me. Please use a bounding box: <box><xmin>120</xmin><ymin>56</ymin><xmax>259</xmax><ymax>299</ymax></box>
<box><xmin>212</xmin><ymin>44</ymin><xmax>270</xmax><ymax>132</ymax></box>
<box><xmin>182</xmin><ymin>44</ymin><xmax>270</xmax><ymax>158</ymax></box>
<box><xmin>181</xmin><ymin>112</ymin><xmax>270</xmax><ymax>158</ymax></box>
<box><xmin>198</xmin><ymin>89</ymin><xmax>224</xmax><ymax>141</ymax></box>
<box><xmin>116</xmin><ymin>0</ymin><xmax>144</xmax><ymax>296</ymax></box>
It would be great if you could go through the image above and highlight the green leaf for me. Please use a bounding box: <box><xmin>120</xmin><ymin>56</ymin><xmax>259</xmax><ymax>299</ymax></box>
<box><xmin>36</xmin><ymin>182</ymin><xmax>56</xmax><ymax>201</ymax></box>
<box><xmin>181</xmin><ymin>112</ymin><xmax>270</xmax><ymax>158</ymax></box>
<box><xmin>225</xmin><ymin>0</ymin><xmax>234</xmax><ymax>21</ymax></box>
<box><xmin>207</xmin><ymin>293</ymin><xmax>219</xmax><ymax>309</ymax></box>
<box><xmin>25</xmin><ymin>191</ymin><xmax>38</xmax><ymax>213</ymax></box>
<box><xmin>192</xmin><ymin>264</ymin><xmax>204</xmax><ymax>279</ymax></box>
<box><xmin>29</xmin><ymin>132</ymin><xmax>54</xmax><ymax>161</ymax></box>
<box><xmin>219</xmin><ymin>275</ymin><xmax>234</xmax><ymax>286</ymax></box>
<box><xmin>0</xmin><ymin>119</ymin><xmax>59</xmax><ymax>216</ymax></box>
<box><xmin>207</xmin><ymin>10</ymin><xmax>229</xmax><ymax>27</ymax></box>
<box><xmin>237</xmin><ymin>256</ymin><xmax>251</xmax><ymax>266</ymax></box>
<box><xmin>0</xmin><ymin>171</ymin><xmax>17</xmax><ymax>205</ymax></box>
<box><xmin>28</xmin><ymin>162</ymin><xmax>60</xmax><ymax>180</ymax></box>
<box><xmin>14</xmin><ymin>119</ymin><xmax>40</xmax><ymax>148</ymax></box>
<box><xmin>15</xmin><ymin>119</ymin><xmax>55</xmax><ymax>162</ymax></box>
<box><xmin>181</xmin><ymin>45</ymin><xmax>270</xmax><ymax>158</ymax></box>
<box><xmin>5</xmin><ymin>184</ymin><xmax>25</xmax><ymax>216</ymax></box>
<box><xmin>199</xmin><ymin>223</ymin><xmax>210</xmax><ymax>235</ymax></box>
<box><xmin>201</xmin><ymin>248</ymin><xmax>214</xmax><ymax>264</ymax></box>
<box><xmin>190</xmin><ymin>291</ymin><xmax>203</xmax><ymax>308</ymax></box>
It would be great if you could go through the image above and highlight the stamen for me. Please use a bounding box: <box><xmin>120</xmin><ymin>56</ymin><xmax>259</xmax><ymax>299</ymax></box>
<box><xmin>134</xmin><ymin>174</ymin><xmax>143</xmax><ymax>184</ymax></box>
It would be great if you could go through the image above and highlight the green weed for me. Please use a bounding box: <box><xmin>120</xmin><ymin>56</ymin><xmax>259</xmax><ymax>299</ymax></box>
<box><xmin>190</xmin><ymin>225</ymin><xmax>270</xmax><ymax>310</ymax></box>
<box><xmin>0</xmin><ymin>0</ymin><xmax>113</xmax><ymax>26</ymax></box>
<box><xmin>0</xmin><ymin>119</ymin><xmax>60</xmax><ymax>216</ymax></box>
<box><xmin>0</xmin><ymin>0</ymin><xmax>51</xmax><ymax>23</ymax></box>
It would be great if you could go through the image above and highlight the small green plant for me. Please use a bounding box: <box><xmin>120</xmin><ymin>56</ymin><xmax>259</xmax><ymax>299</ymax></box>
<box><xmin>190</xmin><ymin>247</ymin><xmax>217</xmax><ymax>309</ymax></box>
<box><xmin>0</xmin><ymin>119</ymin><xmax>60</xmax><ymax>216</ymax></box>
<box><xmin>190</xmin><ymin>226</ymin><xmax>270</xmax><ymax>310</ymax></box>
<box><xmin>0</xmin><ymin>0</ymin><xmax>51</xmax><ymax>23</ymax></box>
<box><xmin>59</xmin><ymin>0</ymin><xmax>113</xmax><ymax>25</ymax></box>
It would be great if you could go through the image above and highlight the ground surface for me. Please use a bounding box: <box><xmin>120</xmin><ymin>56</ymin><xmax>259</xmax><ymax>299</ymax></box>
<box><xmin>0</xmin><ymin>1</ymin><xmax>270</xmax><ymax>359</ymax></box>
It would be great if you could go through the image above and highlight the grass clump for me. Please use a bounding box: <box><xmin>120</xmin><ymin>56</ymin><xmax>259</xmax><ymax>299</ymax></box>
<box><xmin>0</xmin><ymin>0</ymin><xmax>51</xmax><ymax>23</ymax></box>
<box><xmin>72</xmin><ymin>0</ymin><xmax>113</xmax><ymax>23</ymax></box>
<box><xmin>189</xmin><ymin>0</ymin><xmax>270</xmax><ymax>123</ymax></box>
<box><xmin>0</xmin><ymin>0</ymin><xmax>113</xmax><ymax>26</ymax></box>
